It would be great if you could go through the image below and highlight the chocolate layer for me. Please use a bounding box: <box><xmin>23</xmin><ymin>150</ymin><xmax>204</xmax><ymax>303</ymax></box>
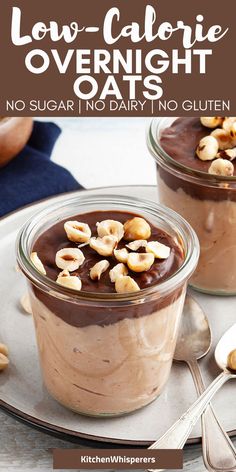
<box><xmin>32</xmin><ymin>210</ymin><xmax>184</xmax><ymax>327</ymax></box>
<box><xmin>160</xmin><ymin>118</ymin><xmax>236</xmax><ymax>201</ymax></box>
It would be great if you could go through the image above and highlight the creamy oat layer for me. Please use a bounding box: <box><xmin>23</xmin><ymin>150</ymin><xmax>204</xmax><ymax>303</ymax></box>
<box><xmin>158</xmin><ymin>176</ymin><xmax>236</xmax><ymax>293</ymax></box>
<box><xmin>31</xmin><ymin>291</ymin><xmax>185</xmax><ymax>415</ymax></box>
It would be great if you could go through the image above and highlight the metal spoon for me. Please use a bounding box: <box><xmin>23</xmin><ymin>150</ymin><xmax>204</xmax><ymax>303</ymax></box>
<box><xmin>148</xmin><ymin>321</ymin><xmax>236</xmax><ymax>471</ymax></box>
<box><xmin>174</xmin><ymin>295</ymin><xmax>236</xmax><ymax>471</ymax></box>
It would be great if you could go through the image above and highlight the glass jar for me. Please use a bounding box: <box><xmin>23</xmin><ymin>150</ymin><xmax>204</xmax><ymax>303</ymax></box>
<box><xmin>147</xmin><ymin>117</ymin><xmax>236</xmax><ymax>296</ymax></box>
<box><xmin>16</xmin><ymin>193</ymin><xmax>199</xmax><ymax>417</ymax></box>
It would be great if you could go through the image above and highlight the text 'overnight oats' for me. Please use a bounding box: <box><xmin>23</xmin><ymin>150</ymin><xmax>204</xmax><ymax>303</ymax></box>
<box><xmin>148</xmin><ymin>116</ymin><xmax>236</xmax><ymax>295</ymax></box>
<box><xmin>17</xmin><ymin>195</ymin><xmax>199</xmax><ymax>416</ymax></box>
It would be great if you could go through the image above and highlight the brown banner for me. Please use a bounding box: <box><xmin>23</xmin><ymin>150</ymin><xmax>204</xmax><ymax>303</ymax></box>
<box><xmin>0</xmin><ymin>0</ymin><xmax>235</xmax><ymax>116</ymax></box>
<box><xmin>53</xmin><ymin>448</ymin><xmax>183</xmax><ymax>470</ymax></box>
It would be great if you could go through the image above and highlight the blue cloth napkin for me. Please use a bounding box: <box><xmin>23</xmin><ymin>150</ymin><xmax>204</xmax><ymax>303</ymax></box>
<box><xmin>0</xmin><ymin>121</ymin><xmax>83</xmax><ymax>217</ymax></box>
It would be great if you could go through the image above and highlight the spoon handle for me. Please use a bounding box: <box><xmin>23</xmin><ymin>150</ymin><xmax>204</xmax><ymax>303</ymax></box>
<box><xmin>188</xmin><ymin>360</ymin><xmax>236</xmax><ymax>472</ymax></box>
<box><xmin>149</xmin><ymin>372</ymin><xmax>230</xmax><ymax>451</ymax></box>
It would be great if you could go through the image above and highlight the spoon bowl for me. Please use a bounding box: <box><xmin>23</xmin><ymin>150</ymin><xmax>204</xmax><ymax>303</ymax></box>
<box><xmin>215</xmin><ymin>322</ymin><xmax>236</xmax><ymax>372</ymax></box>
<box><xmin>174</xmin><ymin>295</ymin><xmax>212</xmax><ymax>362</ymax></box>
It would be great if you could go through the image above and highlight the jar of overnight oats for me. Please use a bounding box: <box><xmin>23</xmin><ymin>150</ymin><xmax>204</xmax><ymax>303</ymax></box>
<box><xmin>17</xmin><ymin>194</ymin><xmax>198</xmax><ymax>417</ymax></box>
<box><xmin>147</xmin><ymin>117</ymin><xmax>236</xmax><ymax>296</ymax></box>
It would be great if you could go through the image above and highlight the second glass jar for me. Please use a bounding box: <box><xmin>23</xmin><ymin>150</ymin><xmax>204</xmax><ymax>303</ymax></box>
<box><xmin>147</xmin><ymin>117</ymin><xmax>236</xmax><ymax>295</ymax></box>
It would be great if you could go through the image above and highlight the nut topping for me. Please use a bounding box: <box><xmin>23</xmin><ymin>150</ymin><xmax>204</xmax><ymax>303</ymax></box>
<box><xmin>20</xmin><ymin>293</ymin><xmax>32</xmax><ymax>315</ymax></box>
<box><xmin>89</xmin><ymin>235</ymin><xmax>117</xmax><ymax>256</ymax></box>
<box><xmin>227</xmin><ymin>349</ymin><xmax>236</xmax><ymax>372</ymax></box>
<box><xmin>55</xmin><ymin>248</ymin><xmax>85</xmax><ymax>271</ymax></box>
<box><xmin>0</xmin><ymin>341</ymin><xmax>9</xmax><ymax>371</ymax></box>
<box><xmin>77</xmin><ymin>242</ymin><xmax>90</xmax><ymax>249</ymax></box>
<box><xmin>222</xmin><ymin>117</ymin><xmax>236</xmax><ymax>132</ymax></box>
<box><xmin>115</xmin><ymin>276</ymin><xmax>140</xmax><ymax>293</ymax></box>
<box><xmin>200</xmin><ymin>117</ymin><xmax>223</xmax><ymax>128</ymax></box>
<box><xmin>30</xmin><ymin>252</ymin><xmax>46</xmax><ymax>275</ymax></box>
<box><xmin>126</xmin><ymin>240</ymin><xmax>147</xmax><ymax>251</ymax></box>
<box><xmin>229</xmin><ymin>122</ymin><xmax>236</xmax><ymax>140</ymax></box>
<box><xmin>127</xmin><ymin>253</ymin><xmax>155</xmax><ymax>272</ymax></box>
<box><xmin>109</xmin><ymin>263</ymin><xmax>128</xmax><ymax>283</ymax></box>
<box><xmin>0</xmin><ymin>353</ymin><xmax>9</xmax><ymax>372</ymax></box>
<box><xmin>211</xmin><ymin>129</ymin><xmax>232</xmax><ymax>151</ymax></box>
<box><xmin>196</xmin><ymin>117</ymin><xmax>236</xmax><ymax>170</ymax></box>
<box><xmin>146</xmin><ymin>241</ymin><xmax>171</xmax><ymax>259</ymax></box>
<box><xmin>34</xmin><ymin>211</ymin><xmax>175</xmax><ymax>295</ymax></box>
<box><xmin>208</xmin><ymin>158</ymin><xmax>234</xmax><ymax>176</ymax></box>
<box><xmin>96</xmin><ymin>220</ymin><xmax>124</xmax><ymax>242</ymax></box>
<box><xmin>64</xmin><ymin>221</ymin><xmax>91</xmax><ymax>243</ymax></box>
<box><xmin>124</xmin><ymin>217</ymin><xmax>151</xmax><ymax>241</ymax></box>
<box><xmin>196</xmin><ymin>136</ymin><xmax>218</xmax><ymax>161</ymax></box>
<box><xmin>114</xmin><ymin>248</ymin><xmax>129</xmax><ymax>263</ymax></box>
<box><xmin>217</xmin><ymin>148</ymin><xmax>236</xmax><ymax>161</ymax></box>
<box><xmin>90</xmin><ymin>260</ymin><xmax>110</xmax><ymax>281</ymax></box>
<box><xmin>56</xmin><ymin>270</ymin><xmax>82</xmax><ymax>291</ymax></box>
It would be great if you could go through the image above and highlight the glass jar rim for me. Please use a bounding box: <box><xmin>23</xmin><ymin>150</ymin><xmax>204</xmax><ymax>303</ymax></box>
<box><xmin>147</xmin><ymin>117</ymin><xmax>236</xmax><ymax>185</ymax></box>
<box><xmin>16</xmin><ymin>193</ymin><xmax>199</xmax><ymax>305</ymax></box>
